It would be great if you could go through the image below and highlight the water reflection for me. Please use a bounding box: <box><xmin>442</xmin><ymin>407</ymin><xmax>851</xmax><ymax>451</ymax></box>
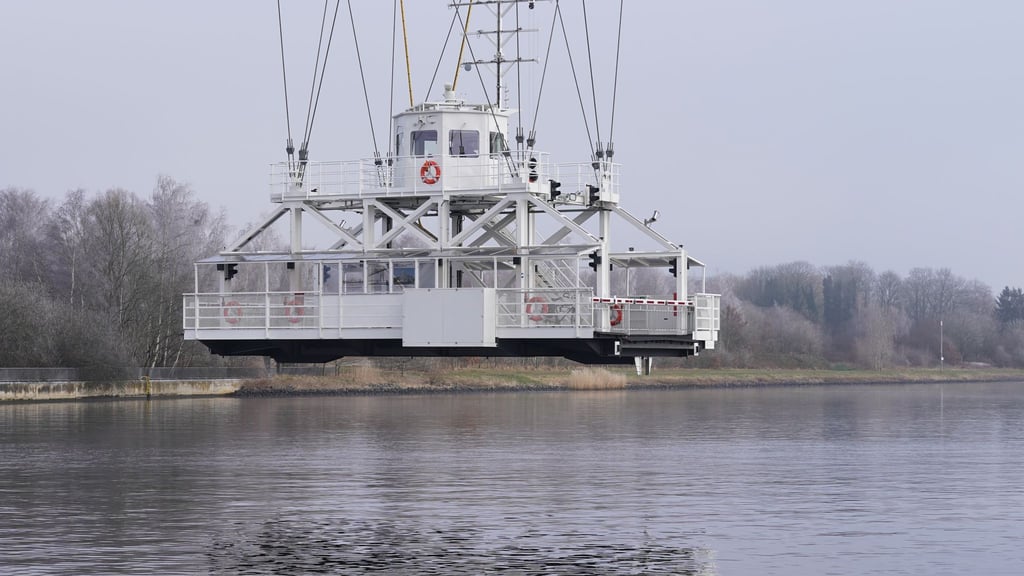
<box><xmin>209</xmin><ymin>516</ymin><xmax>714</xmax><ymax>574</ymax></box>
<box><xmin>2</xmin><ymin>382</ymin><xmax>1023</xmax><ymax>574</ymax></box>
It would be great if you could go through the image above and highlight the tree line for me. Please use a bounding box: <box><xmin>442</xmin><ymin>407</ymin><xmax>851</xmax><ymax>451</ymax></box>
<box><xmin>0</xmin><ymin>179</ymin><xmax>228</xmax><ymax>376</ymax></box>
<box><xmin>4</xmin><ymin>181</ymin><xmax>1024</xmax><ymax>372</ymax></box>
<box><xmin>688</xmin><ymin>261</ymin><xmax>1024</xmax><ymax>369</ymax></box>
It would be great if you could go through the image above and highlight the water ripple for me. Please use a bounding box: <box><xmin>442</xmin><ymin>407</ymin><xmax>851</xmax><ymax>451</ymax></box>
<box><xmin>207</xmin><ymin>516</ymin><xmax>714</xmax><ymax>575</ymax></box>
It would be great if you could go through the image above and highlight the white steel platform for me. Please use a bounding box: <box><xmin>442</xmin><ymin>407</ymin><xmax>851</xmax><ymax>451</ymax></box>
<box><xmin>184</xmin><ymin>2</ymin><xmax>719</xmax><ymax>366</ymax></box>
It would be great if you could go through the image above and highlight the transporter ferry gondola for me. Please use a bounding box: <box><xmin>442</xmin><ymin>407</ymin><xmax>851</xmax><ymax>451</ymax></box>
<box><xmin>182</xmin><ymin>1</ymin><xmax>719</xmax><ymax>371</ymax></box>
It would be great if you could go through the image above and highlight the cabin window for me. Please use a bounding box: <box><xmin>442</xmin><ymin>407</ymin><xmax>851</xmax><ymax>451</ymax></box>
<box><xmin>392</xmin><ymin>261</ymin><xmax>415</xmax><ymax>292</ymax></box>
<box><xmin>417</xmin><ymin>261</ymin><xmax>436</xmax><ymax>288</ymax></box>
<box><xmin>449</xmin><ymin>130</ymin><xmax>480</xmax><ymax>157</ymax></box>
<box><xmin>489</xmin><ymin>132</ymin><xmax>507</xmax><ymax>155</ymax></box>
<box><xmin>342</xmin><ymin>262</ymin><xmax>365</xmax><ymax>294</ymax></box>
<box><xmin>395</xmin><ymin>133</ymin><xmax>403</xmax><ymax>157</ymax></box>
<box><xmin>322</xmin><ymin>263</ymin><xmax>339</xmax><ymax>294</ymax></box>
<box><xmin>411</xmin><ymin>130</ymin><xmax>438</xmax><ymax>156</ymax></box>
<box><xmin>368</xmin><ymin>261</ymin><xmax>390</xmax><ymax>293</ymax></box>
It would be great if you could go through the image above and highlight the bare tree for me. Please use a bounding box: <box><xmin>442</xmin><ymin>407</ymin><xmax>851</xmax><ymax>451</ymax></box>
<box><xmin>855</xmin><ymin>301</ymin><xmax>909</xmax><ymax>369</ymax></box>
<box><xmin>0</xmin><ymin>188</ymin><xmax>50</xmax><ymax>285</ymax></box>
<box><xmin>735</xmin><ymin>261</ymin><xmax>823</xmax><ymax>323</ymax></box>
<box><xmin>81</xmin><ymin>189</ymin><xmax>157</xmax><ymax>362</ymax></box>
<box><xmin>46</xmin><ymin>189</ymin><xmax>88</xmax><ymax>303</ymax></box>
<box><xmin>875</xmin><ymin>270</ymin><xmax>902</xmax><ymax>309</ymax></box>
<box><xmin>143</xmin><ymin>176</ymin><xmax>227</xmax><ymax>367</ymax></box>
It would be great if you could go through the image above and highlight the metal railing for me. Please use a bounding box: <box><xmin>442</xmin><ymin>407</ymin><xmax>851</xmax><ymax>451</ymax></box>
<box><xmin>184</xmin><ymin>292</ymin><xmax>320</xmax><ymax>331</ymax></box>
<box><xmin>269</xmin><ymin>152</ymin><xmax>555</xmax><ymax>200</ymax></box>
<box><xmin>496</xmin><ymin>288</ymin><xmax>594</xmax><ymax>328</ymax></box>
<box><xmin>534</xmin><ymin>259</ymin><xmax>579</xmax><ymax>291</ymax></box>
<box><xmin>183</xmin><ymin>288</ymin><xmax>712</xmax><ymax>338</ymax></box>
<box><xmin>267</xmin><ymin>153</ymin><xmax>621</xmax><ymax>202</ymax></box>
<box><xmin>694</xmin><ymin>293</ymin><xmax>721</xmax><ymax>334</ymax></box>
<box><xmin>598</xmin><ymin>301</ymin><xmax>689</xmax><ymax>335</ymax></box>
<box><xmin>550</xmin><ymin>160</ymin><xmax>621</xmax><ymax>205</ymax></box>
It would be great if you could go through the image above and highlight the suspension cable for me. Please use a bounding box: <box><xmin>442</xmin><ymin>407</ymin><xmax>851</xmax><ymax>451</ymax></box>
<box><xmin>608</xmin><ymin>0</ymin><xmax>623</xmax><ymax>157</ymax></box>
<box><xmin>304</xmin><ymin>1</ymin><xmax>341</xmax><ymax>150</ymax></box>
<box><xmin>581</xmin><ymin>0</ymin><xmax>601</xmax><ymax>152</ymax></box>
<box><xmin>347</xmin><ymin>0</ymin><xmax>380</xmax><ymax>160</ymax></box>
<box><xmin>556</xmin><ymin>2</ymin><xmax>595</xmax><ymax>158</ymax></box>
<box><xmin>426</xmin><ymin>11</ymin><xmax>460</xmax><ymax>101</ymax></box>
<box><xmin>276</xmin><ymin>0</ymin><xmax>295</xmax><ymax>168</ymax></box>
<box><xmin>388</xmin><ymin>0</ymin><xmax>398</xmax><ymax>160</ymax></box>
<box><xmin>302</xmin><ymin>0</ymin><xmax>331</xmax><ymax>153</ymax></box>
<box><xmin>452</xmin><ymin>0</ymin><xmax>474</xmax><ymax>90</ymax></box>
<box><xmin>400</xmin><ymin>0</ymin><xmax>414</xmax><ymax>107</ymax></box>
<box><xmin>529</xmin><ymin>2</ymin><xmax>560</xmax><ymax>143</ymax></box>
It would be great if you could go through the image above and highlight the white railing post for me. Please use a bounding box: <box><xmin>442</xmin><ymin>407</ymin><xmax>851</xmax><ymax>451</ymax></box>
<box><xmin>575</xmin><ymin>288</ymin><xmax>581</xmax><ymax>336</ymax></box>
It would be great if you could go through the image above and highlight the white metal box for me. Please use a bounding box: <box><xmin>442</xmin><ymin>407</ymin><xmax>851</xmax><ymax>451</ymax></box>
<box><xmin>402</xmin><ymin>288</ymin><xmax>497</xmax><ymax>347</ymax></box>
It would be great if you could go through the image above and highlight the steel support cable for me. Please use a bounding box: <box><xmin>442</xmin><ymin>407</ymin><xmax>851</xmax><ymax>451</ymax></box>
<box><xmin>529</xmin><ymin>2</ymin><xmax>561</xmax><ymax>144</ymax></box>
<box><xmin>276</xmin><ymin>0</ymin><xmax>295</xmax><ymax>168</ymax></box>
<box><xmin>455</xmin><ymin>7</ymin><xmax>517</xmax><ymax>177</ymax></box>
<box><xmin>347</xmin><ymin>0</ymin><xmax>380</xmax><ymax>160</ymax></box>
<box><xmin>515</xmin><ymin>0</ymin><xmax>523</xmax><ymax>149</ymax></box>
<box><xmin>452</xmin><ymin>0</ymin><xmax>474</xmax><ymax>90</ymax></box>
<box><xmin>302</xmin><ymin>0</ymin><xmax>331</xmax><ymax>152</ymax></box>
<box><xmin>305</xmin><ymin>1</ymin><xmax>342</xmax><ymax>150</ymax></box>
<box><xmin>581</xmin><ymin>0</ymin><xmax>601</xmax><ymax>151</ymax></box>
<box><xmin>426</xmin><ymin>11</ymin><xmax>460</xmax><ymax>102</ymax></box>
<box><xmin>400</xmin><ymin>0</ymin><xmax>414</xmax><ymax>107</ymax></box>
<box><xmin>556</xmin><ymin>3</ymin><xmax>595</xmax><ymax>159</ymax></box>
<box><xmin>608</xmin><ymin>0</ymin><xmax>623</xmax><ymax>155</ymax></box>
<box><xmin>388</xmin><ymin>0</ymin><xmax>398</xmax><ymax>162</ymax></box>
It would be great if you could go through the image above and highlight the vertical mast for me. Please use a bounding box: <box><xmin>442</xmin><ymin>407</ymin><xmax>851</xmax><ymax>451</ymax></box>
<box><xmin>495</xmin><ymin>0</ymin><xmax>501</xmax><ymax>106</ymax></box>
<box><xmin>451</xmin><ymin>0</ymin><xmax>537</xmax><ymax>108</ymax></box>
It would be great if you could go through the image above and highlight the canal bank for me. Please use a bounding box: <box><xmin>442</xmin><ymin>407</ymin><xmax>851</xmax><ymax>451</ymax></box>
<box><xmin>0</xmin><ymin>379</ymin><xmax>244</xmax><ymax>402</ymax></box>
<box><xmin>4</xmin><ymin>367</ymin><xmax>1024</xmax><ymax>402</ymax></box>
<box><xmin>231</xmin><ymin>366</ymin><xmax>1024</xmax><ymax>396</ymax></box>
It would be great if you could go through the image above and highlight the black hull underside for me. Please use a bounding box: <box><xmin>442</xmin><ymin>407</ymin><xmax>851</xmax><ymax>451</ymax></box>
<box><xmin>200</xmin><ymin>335</ymin><xmax>700</xmax><ymax>365</ymax></box>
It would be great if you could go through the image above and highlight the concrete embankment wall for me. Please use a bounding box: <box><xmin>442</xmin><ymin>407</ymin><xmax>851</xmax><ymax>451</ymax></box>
<box><xmin>0</xmin><ymin>379</ymin><xmax>244</xmax><ymax>402</ymax></box>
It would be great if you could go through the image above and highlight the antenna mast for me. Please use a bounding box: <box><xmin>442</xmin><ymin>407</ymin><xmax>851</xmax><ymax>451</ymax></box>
<box><xmin>450</xmin><ymin>0</ymin><xmax>539</xmax><ymax>107</ymax></box>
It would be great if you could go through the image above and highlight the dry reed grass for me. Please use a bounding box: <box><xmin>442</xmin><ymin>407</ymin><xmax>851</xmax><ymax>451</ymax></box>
<box><xmin>567</xmin><ymin>367</ymin><xmax>628</xmax><ymax>390</ymax></box>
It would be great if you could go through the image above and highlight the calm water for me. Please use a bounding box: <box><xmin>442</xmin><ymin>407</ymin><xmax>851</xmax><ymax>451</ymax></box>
<box><xmin>1</xmin><ymin>382</ymin><xmax>1023</xmax><ymax>575</ymax></box>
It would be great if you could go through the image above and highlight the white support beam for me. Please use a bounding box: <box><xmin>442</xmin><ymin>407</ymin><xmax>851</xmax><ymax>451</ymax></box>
<box><xmin>301</xmin><ymin>204</ymin><xmax>364</xmax><ymax>249</ymax></box>
<box><xmin>363</xmin><ymin>201</ymin><xmax>377</xmax><ymax>249</ymax></box>
<box><xmin>290</xmin><ymin>206</ymin><xmax>302</xmax><ymax>253</ymax></box>
<box><xmin>611</xmin><ymin>205</ymin><xmax>678</xmax><ymax>251</ymax></box>
<box><xmin>449</xmin><ymin>197</ymin><xmax>516</xmax><ymax>247</ymax></box>
<box><xmin>541</xmin><ymin>209</ymin><xmax>597</xmax><ymax>246</ymax></box>
<box><xmin>329</xmin><ymin>222</ymin><xmax>365</xmax><ymax>250</ymax></box>
<box><xmin>370</xmin><ymin>198</ymin><xmax>439</xmax><ymax>248</ymax></box>
<box><xmin>526</xmin><ymin>196</ymin><xmax>600</xmax><ymax>243</ymax></box>
<box><xmin>222</xmin><ymin>206</ymin><xmax>289</xmax><ymax>253</ymax></box>
<box><xmin>469</xmin><ymin>212</ymin><xmax>517</xmax><ymax>247</ymax></box>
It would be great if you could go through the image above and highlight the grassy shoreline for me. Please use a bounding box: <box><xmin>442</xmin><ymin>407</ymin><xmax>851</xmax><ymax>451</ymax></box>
<box><xmin>235</xmin><ymin>366</ymin><xmax>1024</xmax><ymax>396</ymax></box>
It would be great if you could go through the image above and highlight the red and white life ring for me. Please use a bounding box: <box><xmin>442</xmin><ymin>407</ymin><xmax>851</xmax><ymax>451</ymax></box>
<box><xmin>609</xmin><ymin>303</ymin><xmax>623</xmax><ymax>326</ymax></box>
<box><xmin>526</xmin><ymin>295</ymin><xmax>548</xmax><ymax>322</ymax></box>
<box><xmin>284</xmin><ymin>295</ymin><xmax>305</xmax><ymax>324</ymax></box>
<box><xmin>420</xmin><ymin>160</ymin><xmax>441</xmax><ymax>184</ymax></box>
<box><xmin>223</xmin><ymin>300</ymin><xmax>243</xmax><ymax>324</ymax></box>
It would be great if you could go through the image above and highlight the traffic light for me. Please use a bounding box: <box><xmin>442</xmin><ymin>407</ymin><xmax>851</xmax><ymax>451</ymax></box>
<box><xmin>548</xmin><ymin>179</ymin><xmax>562</xmax><ymax>200</ymax></box>
<box><xmin>587</xmin><ymin>185</ymin><xmax>600</xmax><ymax>205</ymax></box>
<box><xmin>668</xmin><ymin>261</ymin><xmax>677</xmax><ymax>278</ymax></box>
<box><xmin>587</xmin><ymin>252</ymin><xmax>612</xmax><ymax>271</ymax></box>
<box><xmin>221</xmin><ymin>263</ymin><xmax>238</xmax><ymax>281</ymax></box>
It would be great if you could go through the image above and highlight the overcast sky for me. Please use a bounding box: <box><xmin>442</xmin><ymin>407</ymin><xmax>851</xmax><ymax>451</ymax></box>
<box><xmin>3</xmin><ymin>1</ymin><xmax>1023</xmax><ymax>290</ymax></box>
